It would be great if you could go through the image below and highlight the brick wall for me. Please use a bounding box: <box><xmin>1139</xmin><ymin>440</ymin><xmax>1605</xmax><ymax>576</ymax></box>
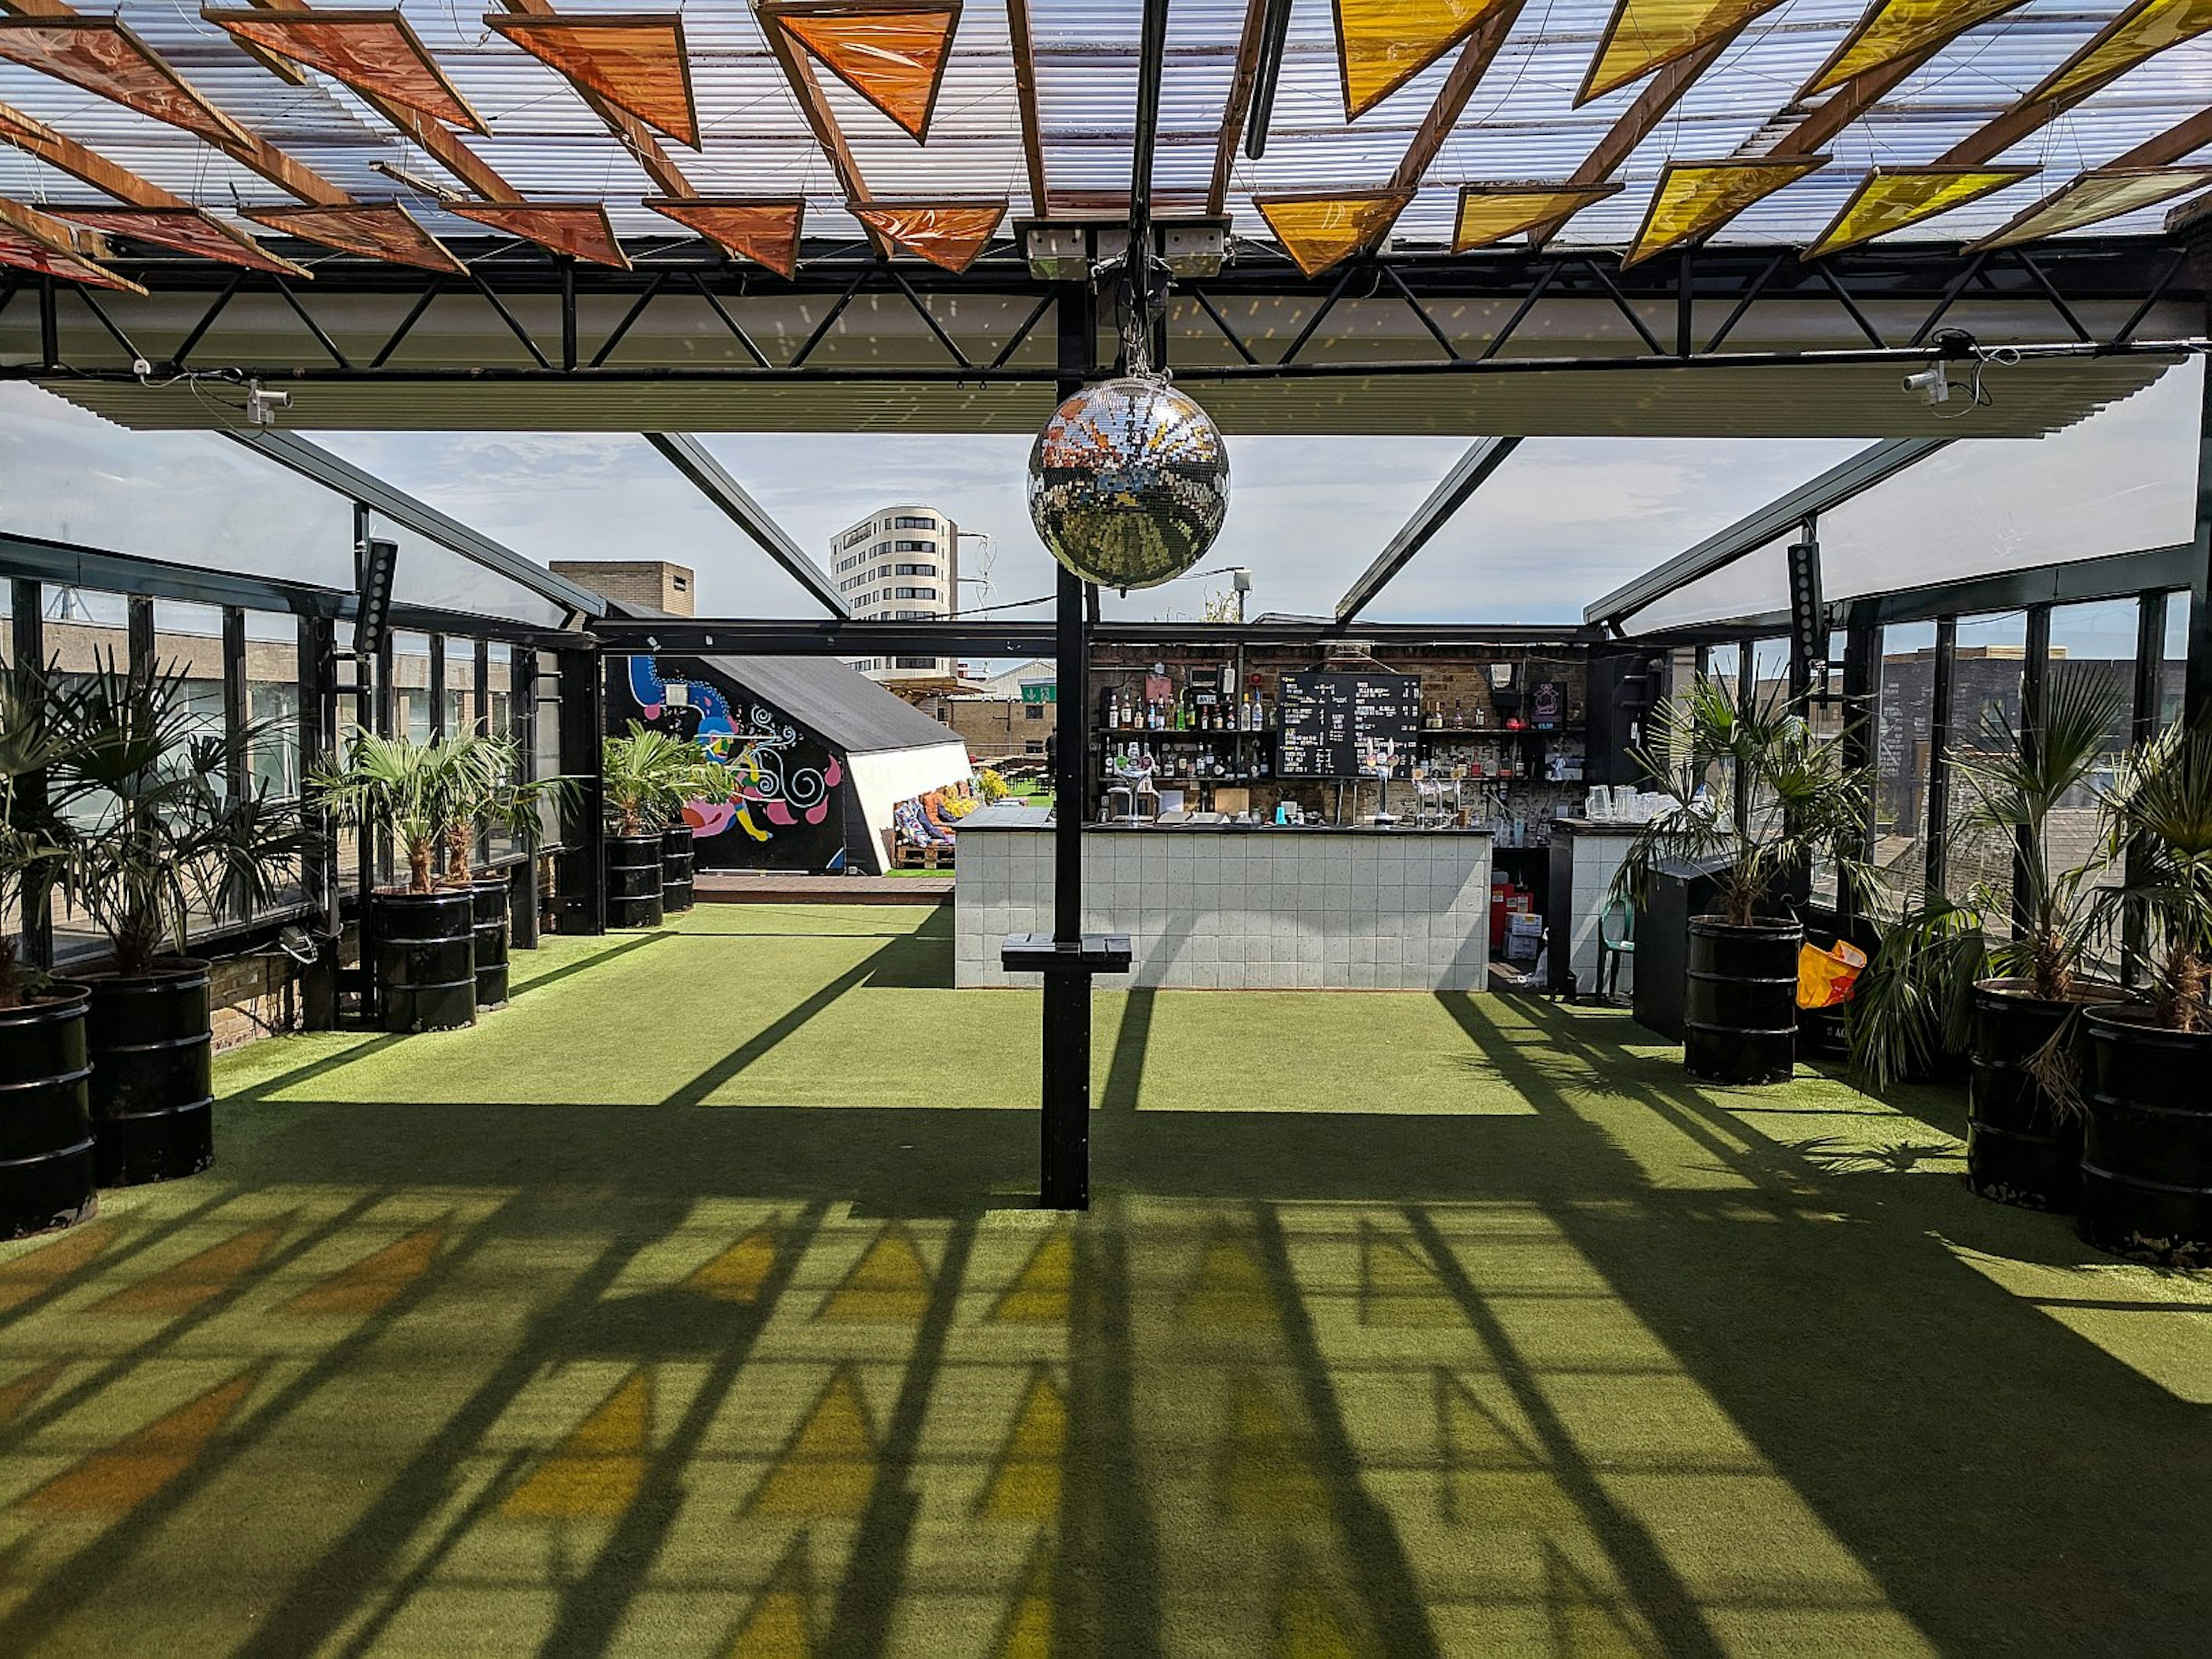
<box><xmin>548</xmin><ymin>560</ymin><xmax>697</xmax><ymax>616</ymax></box>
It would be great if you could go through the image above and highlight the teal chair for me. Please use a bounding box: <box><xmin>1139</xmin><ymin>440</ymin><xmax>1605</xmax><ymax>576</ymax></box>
<box><xmin>1598</xmin><ymin>897</ymin><xmax>1635</xmax><ymax>1004</ymax></box>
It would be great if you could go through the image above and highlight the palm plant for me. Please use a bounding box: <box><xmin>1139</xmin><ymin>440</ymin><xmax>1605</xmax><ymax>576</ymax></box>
<box><xmin>2092</xmin><ymin>722</ymin><xmax>2212</xmax><ymax>1033</ymax></box>
<box><xmin>1848</xmin><ymin>668</ymin><xmax>2127</xmax><ymax>1090</ymax></box>
<box><xmin>429</xmin><ymin>732</ymin><xmax>575</xmax><ymax>887</ymax></box>
<box><xmin>1609</xmin><ymin>673</ymin><xmax>1874</xmax><ymax>927</ymax></box>
<box><xmin>309</xmin><ymin>729</ymin><xmax>475</xmax><ymax>895</ymax></box>
<box><xmin>0</xmin><ymin>659</ymin><xmax>75</xmax><ymax>1008</ymax></box>
<box><xmin>603</xmin><ymin>724</ymin><xmax>707</xmax><ymax>836</ymax></box>
<box><xmin>47</xmin><ymin>654</ymin><xmax>306</xmax><ymax>980</ymax></box>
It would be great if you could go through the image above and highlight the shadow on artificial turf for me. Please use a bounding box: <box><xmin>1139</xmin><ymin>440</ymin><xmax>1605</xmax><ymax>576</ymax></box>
<box><xmin>7</xmin><ymin>964</ymin><xmax>2211</xmax><ymax>1656</ymax></box>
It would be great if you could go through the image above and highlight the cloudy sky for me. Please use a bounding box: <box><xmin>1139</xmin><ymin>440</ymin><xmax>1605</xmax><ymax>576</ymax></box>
<box><xmin>313</xmin><ymin>426</ymin><xmax>1866</xmax><ymax>628</ymax></box>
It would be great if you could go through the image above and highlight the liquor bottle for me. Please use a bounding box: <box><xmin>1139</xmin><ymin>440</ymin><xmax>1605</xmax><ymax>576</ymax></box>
<box><xmin>1108</xmin><ymin>693</ymin><xmax>1121</xmax><ymax>728</ymax></box>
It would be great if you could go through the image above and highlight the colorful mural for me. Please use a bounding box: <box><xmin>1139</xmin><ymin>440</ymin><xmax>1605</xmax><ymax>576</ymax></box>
<box><xmin>615</xmin><ymin>656</ymin><xmax>848</xmax><ymax>871</ymax></box>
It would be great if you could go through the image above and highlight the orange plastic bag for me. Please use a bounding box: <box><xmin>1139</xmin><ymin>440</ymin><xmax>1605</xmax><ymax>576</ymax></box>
<box><xmin>1797</xmin><ymin>940</ymin><xmax>1868</xmax><ymax>1010</ymax></box>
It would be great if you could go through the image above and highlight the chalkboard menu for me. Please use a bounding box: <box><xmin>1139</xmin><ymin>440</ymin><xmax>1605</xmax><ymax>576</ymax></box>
<box><xmin>1277</xmin><ymin>672</ymin><xmax>1423</xmax><ymax>778</ymax></box>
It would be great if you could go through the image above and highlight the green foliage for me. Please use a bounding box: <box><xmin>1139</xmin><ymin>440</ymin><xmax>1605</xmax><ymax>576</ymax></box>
<box><xmin>48</xmin><ymin>654</ymin><xmax>306</xmax><ymax>980</ymax></box>
<box><xmin>434</xmin><ymin>731</ymin><xmax>578</xmax><ymax>885</ymax></box>
<box><xmin>1608</xmin><ymin>674</ymin><xmax>1874</xmax><ymax>929</ymax></box>
<box><xmin>0</xmin><ymin>660</ymin><xmax>77</xmax><ymax>1006</ymax></box>
<box><xmin>310</xmin><ymin>728</ymin><xmax>482</xmax><ymax>895</ymax></box>
<box><xmin>2092</xmin><ymin>722</ymin><xmax>2212</xmax><ymax>1033</ymax></box>
<box><xmin>1846</xmin><ymin>897</ymin><xmax>1986</xmax><ymax>1093</ymax></box>
<box><xmin>976</xmin><ymin>767</ymin><xmax>1009</xmax><ymax>802</ymax></box>
<box><xmin>602</xmin><ymin>724</ymin><xmax>709</xmax><ymax>836</ymax></box>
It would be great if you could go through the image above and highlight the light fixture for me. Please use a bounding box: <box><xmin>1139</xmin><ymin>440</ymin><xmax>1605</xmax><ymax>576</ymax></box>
<box><xmin>355</xmin><ymin>536</ymin><xmax>399</xmax><ymax>660</ymax></box>
<box><xmin>1018</xmin><ymin>217</ymin><xmax>1231</xmax><ymax>281</ymax></box>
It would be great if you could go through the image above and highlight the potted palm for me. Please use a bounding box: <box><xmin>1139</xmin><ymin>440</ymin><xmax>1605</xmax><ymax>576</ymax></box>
<box><xmin>2077</xmin><ymin>722</ymin><xmax>2212</xmax><ymax>1264</ymax></box>
<box><xmin>432</xmin><ymin>733</ymin><xmax>573</xmax><ymax>1009</ymax></box>
<box><xmin>1852</xmin><ymin>668</ymin><xmax>2126</xmax><ymax>1210</ymax></box>
<box><xmin>602</xmin><ymin>725</ymin><xmax>703</xmax><ymax>929</ymax></box>
<box><xmin>310</xmin><ymin>729</ymin><xmax>479</xmax><ymax>1034</ymax></box>
<box><xmin>47</xmin><ymin>656</ymin><xmax>304</xmax><ymax>1185</ymax></box>
<box><xmin>1611</xmin><ymin>673</ymin><xmax>1872</xmax><ymax>1085</ymax></box>
<box><xmin>0</xmin><ymin>659</ymin><xmax>96</xmax><ymax>1236</ymax></box>
<box><xmin>662</xmin><ymin>749</ymin><xmax>735</xmax><ymax>918</ymax></box>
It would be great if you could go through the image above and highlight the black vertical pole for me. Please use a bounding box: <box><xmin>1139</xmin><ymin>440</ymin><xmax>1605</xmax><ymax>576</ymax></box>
<box><xmin>556</xmin><ymin>646</ymin><xmax>605</xmax><ymax>936</ymax></box>
<box><xmin>2016</xmin><ymin>603</ymin><xmax>2050</xmax><ymax>933</ymax></box>
<box><xmin>2125</xmin><ymin>590</ymin><xmax>2169</xmax><ymax>987</ymax></box>
<box><xmin>1733</xmin><ymin>641</ymin><xmax>1756</xmax><ymax>832</ymax></box>
<box><xmin>221</xmin><ymin>605</ymin><xmax>250</xmax><ymax>923</ymax></box>
<box><xmin>2186</xmin><ymin>332</ymin><xmax>2212</xmax><ymax>726</ymax></box>
<box><xmin>12</xmin><ymin>580</ymin><xmax>51</xmax><ymax>972</ymax></box>
<box><xmin>300</xmin><ymin>613</ymin><xmax>340</xmax><ymax>1029</ymax></box>
<box><xmin>1041</xmin><ymin>282</ymin><xmax>1095</xmax><ymax>1212</ymax></box>
<box><xmin>1925</xmin><ymin>617</ymin><xmax>1956</xmax><ymax>899</ymax></box>
<box><xmin>127</xmin><ymin>594</ymin><xmax>154</xmax><ymax>677</ymax></box>
<box><xmin>428</xmin><ymin>633</ymin><xmax>446</xmax><ymax>740</ymax></box>
<box><xmin>1839</xmin><ymin>606</ymin><xmax>1878</xmax><ymax>933</ymax></box>
<box><xmin>512</xmin><ymin>646</ymin><xmax>542</xmax><ymax>950</ymax></box>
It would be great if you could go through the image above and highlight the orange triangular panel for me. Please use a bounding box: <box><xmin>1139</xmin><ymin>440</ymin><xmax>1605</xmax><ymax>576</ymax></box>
<box><xmin>93</xmin><ymin>1221</ymin><xmax>288</xmax><ymax>1316</ymax></box>
<box><xmin>1801</xmin><ymin>0</ymin><xmax>2027</xmax><ymax>99</ymax></box>
<box><xmin>0</xmin><ymin>18</ymin><xmax>247</xmax><ymax>146</ymax></box>
<box><xmin>1970</xmin><ymin>166</ymin><xmax>2212</xmax><ymax>251</ymax></box>
<box><xmin>47</xmin><ymin>206</ymin><xmax>310</xmax><ymax>276</ymax></box>
<box><xmin>1452</xmin><ymin>183</ymin><xmax>1622</xmax><ymax>251</ymax></box>
<box><xmin>2023</xmin><ymin>0</ymin><xmax>2212</xmax><ymax>107</ymax></box>
<box><xmin>646</xmin><ymin>197</ymin><xmax>804</xmax><ymax>278</ymax></box>
<box><xmin>204</xmin><ymin>12</ymin><xmax>484</xmax><ymax>134</ymax></box>
<box><xmin>445</xmin><ymin>202</ymin><xmax>630</xmax><ymax>268</ymax></box>
<box><xmin>1253</xmin><ymin>191</ymin><xmax>1412</xmax><ymax>278</ymax></box>
<box><xmin>851</xmin><ymin>200</ymin><xmax>1005</xmax><ymax>272</ymax></box>
<box><xmin>19</xmin><ymin>1365</ymin><xmax>262</xmax><ymax>1516</ymax></box>
<box><xmin>1579</xmin><ymin>0</ymin><xmax>1786</xmax><ymax>105</ymax></box>
<box><xmin>486</xmin><ymin>14</ymin><xmax>699</xmax><ymax>149</ymax></box>
<box><xmin>1334</xmin><ymin>0</ymin><xmax>1508</xmax><ymax>120</ymax></box>
<box><xmin>768</xmin><ymin>1</ymin><xmax>960</xmax><ymax>141</ymax></box>
<box><xmin>0</xmin><ymin>1361</ymin><xmax>65</xmax><ymax>1430</ymax></box>
<box><xmin>1804</xmin><ymin>166</ymin><xmax>2034</xmax><ymax>258</ymax></box>
<box><xmin>1624</xmin><ymin>157</ymin><xmax>1827</xmax><ymax>267</ymax></box>
<box><xmin>244</xmin><ymin>203</ymin><xmax>466</xmax><ymax>274</ymax></box>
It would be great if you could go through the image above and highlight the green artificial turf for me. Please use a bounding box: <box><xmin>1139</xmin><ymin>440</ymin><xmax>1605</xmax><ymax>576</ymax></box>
<box><xmin>0</xmin><ymin>902</ymin><xmax>2206</xmax><ymax>1656</ymax></box>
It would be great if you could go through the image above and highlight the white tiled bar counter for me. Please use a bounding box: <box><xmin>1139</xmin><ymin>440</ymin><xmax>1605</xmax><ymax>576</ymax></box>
<box><xmin>1547</xmin><ymin>818</ymin><xmax>1641</xmax><ymax>999</ymax></box>
<box><xmin>955</xmin><ymin>804</ymin><xmax>1493</xmax><ymax>990</ymax></box>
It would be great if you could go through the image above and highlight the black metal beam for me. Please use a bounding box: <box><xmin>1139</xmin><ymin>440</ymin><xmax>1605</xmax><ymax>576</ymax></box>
<box><xmin>1335</xmin><ymin>437</ymin><xmax>1522</xmax><ymax>622</ymax></box>
<box><xmin>1587</xmin><ymin>438</ymin><xmax>1953</xmax><ymax>630</ymax></box>
<box><xmin>554</xmin><ymin>646</ymin><xmax>605</xmax><ymax>937</ymax></box>
<box><xmin>10</xmin><ymin>579</ymin><xmax>50</xmax><ymax>972</ymax></box>
<box><xmin>2190</xmin><ymin>307</ymin><xmax>2212</xmax><ymax>726</ymax></box>
<box><xmin>586</xmin><ymin>616</ymin><xmax>1601</xmax><ymax>656</ymax></box>
<box><xmin>2016</xmin><ymin>603</ymin><xmax>2052</xmax><ymax>931</ymax></box>
<box><xmin>220</xmin><ymin>429</ymin><xmax>606</xmax><ymax>620</ymax></box>
<box><xmin>641</xmin><ymin>434</ymin><xmax>850</xmax><ymax>618</ymax></box>
<box><xmin>1926</xmin><ymin>617</ymin><xmax>1957</xmax><ymax>899</ymax></box>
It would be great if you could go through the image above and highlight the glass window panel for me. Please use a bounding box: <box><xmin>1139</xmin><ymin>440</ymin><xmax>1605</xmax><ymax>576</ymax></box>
<box><xmin>443</xmin><ymin>636</ymin><xmax>476</xmax><ymax>738</ymax></box>
<box><xmin>2046</xmin><ymin>600</ymin><xmax>2139</xmax><ymax>953</ymax></box>
<box><xmin>391</xmin><ymin>631</ymin><xmax>433</xmax><ymax>743</ymax></box>
<box><xmin>2160</xmin><ymin>592</ymin><xmax>2190</xmax><ymax>732</ymax></box>
<box><xmin>1945</xmin><ymin>612</ymin><xmax>2028</xmax><ymax>923</ymax></box>
<box><xmin>1874</xmin><ymin>622</ymin><xmax>1938</xmax><ymax>910</ymax></box>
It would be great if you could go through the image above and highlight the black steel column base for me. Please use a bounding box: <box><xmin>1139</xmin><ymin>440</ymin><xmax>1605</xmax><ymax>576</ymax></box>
<box><xmin>1041</xmin><ymin>969</ymin><xmax>1091</xmax><ymax>1212</ymax></box>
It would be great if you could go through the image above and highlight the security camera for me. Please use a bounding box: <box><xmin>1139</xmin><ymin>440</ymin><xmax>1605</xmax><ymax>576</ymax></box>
<box><xmin>245</xmin><ymin>379</ymin><xmax>292</xmax><ymax>426</ymax></box>
<box><xmin>1902</xmin><ymin>365</ymin><xmax>1950</xmax><ymax>406</ymax></box>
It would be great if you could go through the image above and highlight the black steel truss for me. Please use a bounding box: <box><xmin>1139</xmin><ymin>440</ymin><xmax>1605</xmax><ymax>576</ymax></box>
<box><xmin>589</xmin><ymin>616</ymin><xmax>1601</xmax><ymax>657</ymax></box>
<box><xmin>0</xmin><ymin>235</ymin><xmax>2198</xmax><ymax>385</ymax></box>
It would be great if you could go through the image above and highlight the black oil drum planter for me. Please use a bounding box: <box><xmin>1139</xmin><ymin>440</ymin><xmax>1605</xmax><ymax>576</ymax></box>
<box><xmin>1967</xmin><ymin>979</ymin><xmax>2118</xmax><ymax>1211</ymax></box>
<box><xmin>376</xmin><ymin>888</ymin><xmax>477</xmax><ymax>1035</ymax></box>
<box><xmin>1684</xmin><ymin>916</ymin><xmax>1801</xmax><ymax>1085</ymax></box>
<box><xmin>662</xmin><ymin>825</ymin><xmax>696</xmax><ymax>917</ymax></box>
<box><xmin>469</xmin><ymin>875</ymin><xmax>513</xmax><ymax>1010</ymax></box>
<box><xmin>0</xmin><ymin>985</ymin><xmax>97</xmax><ymax>1237</ymax></box>
<box><xmin>607</xmin><ymin>834</ymin><xmax>665</xmax><ymax>930</ymax></box>
<box><xmin>82</xmin><ymin>959</ymin><xmax>214</xmax><ymax>1187</ymax></box>
<box><xmin>2078</xmin><ymin>1007</ymin><xmax>2212</xmax><ymax>1267</ymax></box>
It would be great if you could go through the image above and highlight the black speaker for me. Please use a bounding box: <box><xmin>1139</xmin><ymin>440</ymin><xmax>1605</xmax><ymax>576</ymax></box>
<box><xmin>1587</xmin><ymin>650</ymin><xmax>1663</xmax><ymax>787</ymax></box>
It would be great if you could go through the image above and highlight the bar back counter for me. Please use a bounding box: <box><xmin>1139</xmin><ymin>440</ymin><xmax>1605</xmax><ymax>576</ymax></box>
<box><xmin>956</xmin><ymin>804</ymin><xmax>1493</xmax><ymax>990</ymax></box>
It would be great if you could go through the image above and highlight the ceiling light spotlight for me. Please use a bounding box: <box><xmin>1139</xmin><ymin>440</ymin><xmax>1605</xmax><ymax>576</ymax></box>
<box><xmin>1902</xmin><ymin>365</ymin><xmax>1950</xmax><ymax>407</ymax></box>
<box><xmin>245</xmin><ymin>378</ymin><xmax>291</xmax><ymax>426</ymax></box>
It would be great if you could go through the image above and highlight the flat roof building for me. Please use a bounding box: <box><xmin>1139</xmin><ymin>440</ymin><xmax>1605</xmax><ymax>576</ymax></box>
<box><xmin>828</xmin><ymin>505</ymin><xmax>959</xmax><ymax>690</ymax></box>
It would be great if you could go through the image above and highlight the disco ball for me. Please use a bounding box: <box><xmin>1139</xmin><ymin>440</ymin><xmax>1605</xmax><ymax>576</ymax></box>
<box><xmin>1027</xmin><ymin>376</ymin><xmax>1230</xmax><ymax>591</ymax></box>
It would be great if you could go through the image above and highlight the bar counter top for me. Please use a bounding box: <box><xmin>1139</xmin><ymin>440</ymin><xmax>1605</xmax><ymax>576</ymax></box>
<box><xmin>960</xmin><ymin>804</ymin><xmax>1493</xmax><ymax>835</ymax></box>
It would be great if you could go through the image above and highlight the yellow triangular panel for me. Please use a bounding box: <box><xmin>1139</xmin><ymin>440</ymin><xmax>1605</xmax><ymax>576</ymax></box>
<box><xmin>1178</xmin><ymin>1231</ymin><xmax>1276</xmax><ymax>1328</ymax></box>
<box><xmin>686</xmin><ymin>1221</ymin><xmax>781</xmax><ymax>1303</ymax></box>
<box><xmin>21</xmin><ymin>1365</ymin><xmax>262</xmax><ymax>1516</ymax></box>
<box><xmin>1438</xmin><ymin>1371</ymin><xmax>1582</xmax><ymax>1530</ymax></box>
<box><xmin>1253</xmin><ymin>191</ymin><xmax>1412</xmax><ymax>279</ymax></box>
<box><xmin>975</xmin><ymin>1366</ymin><xmax>1066</xmax><ymax>1521</ymax></box>
<box><xmin>95</xmin><ymin>1221</ymin><xmax>289</xmax><ymax>1317</ymax></box>
<box><xmin>775</xmin><ymin>2</ymin><xmax>958</xmax><ymax>140</ymax></box>
<box><xmin>727</xmin><ymin>1533</ymin><xmax>817</xmax><ymax>1658</ymax></box>
<box><xmin>0</xmin><ymin>1221</ymin><xmax>112</xmax><ymax>1312</ymax></box>
<box><xmin>747</xmin><ymin>1366</ymin><xmax>879</xmax><ymax>1517</ymax></box>
<box><xmin>989</xmin><ymin>1537</ymin><xmax>1054</xmax><ymax>1659</ymax></box>
<box><xmin>1452</xmin><ymin>184</ymin><xmax>1621</xmax><ymax>251</ymax></box>
<box><xmin>1359</xmin><ymin>1224</ymin><xmax>1465</xmax><ymax>1327</ymax></box>
<box><xmin>1580</xmin><ymin>0</ymin><xmax>1786</xmax><ymax>105</ymax></box>
<box><xmin>2026</xmin><ymin>0</ymin><xmax>2212</xmax><ymax>107</ymax></box>
<box><xmin>1803</xmin><ymin>0</ymin><xmax>2026</xmax><ymax>97</ymax></box>
<box><xmin>1219</xmin><ymin>1378</ymin><xmax>1327</xmax><ymax>1524</ymax></box>
<box><xmin>502</xmin><ymin>1369</ymin><xmax>650</xmax><ymax>1520</ymax></box>
<box><xmin>1334</xmin><ymin>0</ymin><xmax>1508</xmax><ymax>120</ymax></box>
<box><xmin>817</xmin><ymin>1223</ymin><xmax>931</xmax><ymax>1321</ymax></box>
<box><xmin>1624</xmin><ymin>157</ymin><xmax>1827</xmax><ymax>267</ymax></box>
<box><xmin>1805</xmin><ymin>166</ymin><xmax>2033</xmax><ymax>258</ymax></box>
<box><xmin>988</xmin><ymin>1225</ymin><xmax>1071</xmax><ymax>1323</ymax></box>
<box><xmin>1972</xmin><ymin>166</ymin><xmax>2212</xmax><ymax>251</ymax></box>
<box><xmin>285</xmin><ymin>1224</ymin><xmax>445</xmax><ymax>1317</ymax></box>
